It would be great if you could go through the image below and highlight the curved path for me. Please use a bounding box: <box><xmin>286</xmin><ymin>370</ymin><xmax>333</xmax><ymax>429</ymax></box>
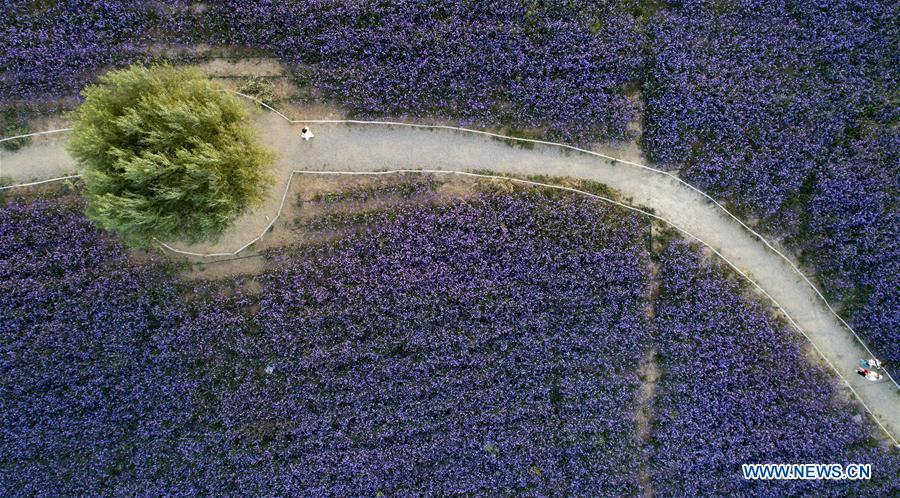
<box><xmin>1</xmin><ymin>99</ymin><xmax>898</xmax><ymax>445</ymax></box>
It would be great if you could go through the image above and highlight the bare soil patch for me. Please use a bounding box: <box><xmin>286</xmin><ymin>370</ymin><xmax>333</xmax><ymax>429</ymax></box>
<box><xmin>637</xmin><ymin>237</ymin><xmax>661</xmax><ymax>498</ymax></box>
<box><xmin>635</xmin><ymin>349</ymin><xmax>660</xmax><ymax>498</ymax></box>
<box><xmin>193</xmin><ymin>58</ymin><xmax>286</xmax><ymax>78</ymax></box>
<box><xmin>177</xmin><ymin>172</ymin><xmax>481</xmax><ymax>280</ymax></box>
<box><xmin>181</xmin><ymin>255</ymin><xmax>267</xmax><ymax>281</ymax></box>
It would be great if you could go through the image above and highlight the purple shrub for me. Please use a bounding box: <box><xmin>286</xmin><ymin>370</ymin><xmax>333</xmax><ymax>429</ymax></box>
<box><xmin>644</xmin><ymin>0</ymin><xmax>896</xmax><ymax>218</ymax></box>
<box><xmin>646</xmin><ymin>2</ymin><xmax>832</xmax><ymax>216</ymax></box>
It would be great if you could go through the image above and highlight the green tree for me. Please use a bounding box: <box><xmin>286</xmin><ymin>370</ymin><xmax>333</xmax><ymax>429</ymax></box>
<box><xmin>68</xmin><ymin>64</ymin><xmax>274</xmax><ymax>247</ymax></box>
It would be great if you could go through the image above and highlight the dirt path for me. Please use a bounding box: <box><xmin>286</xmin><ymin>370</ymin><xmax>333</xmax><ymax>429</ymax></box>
<box><xmin>1</xmin><ymin>131</ymin><xmax>76</xmax><ymax>183</ymax></box>
<box><xmin>1</xmin><ymin>101</ymin><xmax>898</xmax><ymax>445</ymax></box>
<box><xmin>635</xmin><ymin>349</ymin><xmax>660</xmax><ymax>497</ymax></box>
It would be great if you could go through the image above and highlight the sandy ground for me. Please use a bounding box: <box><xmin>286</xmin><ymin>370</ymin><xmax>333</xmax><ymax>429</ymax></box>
<box><xmin>193</xmin><ymin>58</ymin><xmax>286</xmax><ymax>78</ymax></box>
<box><xmin>180</xmin><ymin>171</ymin><xmax>475</xmax><ymax>279</ymax></box>
<box><xmin>635</xmin><ymin>349</ymin><xmax>660</xmax><ymax>498</ymax></box>
<box><xmin>1</xmin><ymin>131</ymin><xmax>76</xmax><ymax>182</ymax></box>
<box><xmin>3</xmin><ymin>96</ymin><xmax>899</xmax><ymax>445</ymax></box>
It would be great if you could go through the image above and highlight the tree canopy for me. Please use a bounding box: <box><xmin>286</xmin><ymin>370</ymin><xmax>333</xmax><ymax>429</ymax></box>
<box><xmin>68</xmin><ymin>64</ymin><xmax>273</xmax><ymax>247</ymax></box>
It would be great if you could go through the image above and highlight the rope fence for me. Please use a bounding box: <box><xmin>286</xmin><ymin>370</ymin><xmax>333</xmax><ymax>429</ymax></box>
<box><xmin>0</xmin><ymin>128</ymin><xmax>73</xmax><ymax>143</ymax></box>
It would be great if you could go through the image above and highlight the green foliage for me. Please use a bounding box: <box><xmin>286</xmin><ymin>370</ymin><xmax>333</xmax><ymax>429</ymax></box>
<box><xmin>237</xmin><ymin>76</ymin><xmax>277</xmax><ymax>106</ymax></box>
<box><xmin>1</xmin><ymin>107</ymin><xmax>33</xmax><ymax>152</ymax></box>
<box><xmin>68</xmin><ymin>64</ymin><xmax>274</xmax><ymax>247</ymax></box>
<box><xmin>483</xmin><ymin>443</ymin><xmax>500</xmax><ymax>456</ymax></box>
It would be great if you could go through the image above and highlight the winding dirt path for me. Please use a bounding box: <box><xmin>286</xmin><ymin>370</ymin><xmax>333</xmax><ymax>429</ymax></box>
<box><xmin>1</xmin><ymin>100</ymin><xmax>898</xmax><ymax>446</ymax></box>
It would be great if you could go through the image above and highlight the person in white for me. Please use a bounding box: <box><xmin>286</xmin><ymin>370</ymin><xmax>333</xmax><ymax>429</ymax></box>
<box><xmin>860</xmin><ymin>358</ymin><xmax>882</xmax><ymax>369</ymax></box>
<box><xmin>300</xmin><ymin>127</ymin><xmax>315</xmax><ymax>141</ymax></box>
<box><xmin>856</xmin><ymin>367</ymin><xmax>883</xmax><ymax>382</ymax></box>
<box><xmin>865</xmin><ymin>370</ymin><xmax>883</xmax><ymax>381</ymax></box>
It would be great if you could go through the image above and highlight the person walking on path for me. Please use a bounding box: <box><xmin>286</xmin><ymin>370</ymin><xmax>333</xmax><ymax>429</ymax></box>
<box><xmin>857</xmin><ymin>367</ymin><xmax>883</xmax><ymax>382</ymax></box>
<box><xmin>300</xmin><ymin>127</ymin><xmax>314</xmax><ymax>141</ymax></box>
<box><xmin>860</xmin><ymin>358</ymin><xmax>882</xmax><ymax>370</ymax></box>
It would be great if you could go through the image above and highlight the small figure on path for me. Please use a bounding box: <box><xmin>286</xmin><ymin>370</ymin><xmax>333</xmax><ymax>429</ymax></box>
<box><xmin>300</xmin><ymin>127</ymin><xmax>315</xmax><ymax>141</ymax></box>
<box><xmin>856</xmin><ymin>367</ymin><xmax>883</xmax><ymax>382</ymax></box>
<box><xmin>860</xmin><ymin>358</ymin><xmax>882</xmax><ymax>370</ymax></box>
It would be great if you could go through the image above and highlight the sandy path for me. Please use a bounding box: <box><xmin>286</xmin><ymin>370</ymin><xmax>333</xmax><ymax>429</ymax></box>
<box><xmin>1</xmin><ymin>131</ymin><xmax>76</xmax><ymax>182</ymax></box>
<box><xmin>1</xmin><ymin>104</ymin><xmax>898</xmax><ymax>445</ymax></box>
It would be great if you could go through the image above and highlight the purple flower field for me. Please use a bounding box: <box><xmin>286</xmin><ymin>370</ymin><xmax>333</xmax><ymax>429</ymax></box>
<box><xmin>1</xmin><ymin>188</ymin><xmax>651</xmax><ymax>494</ymax></box>
<box><xmin>0</xmin><ymin>0</ymin><xmax>153</xmax><ymax>102</ymax></box>
<box><xmin>643</xmin><ymin>0</ymin><xmax>899</xmax><ymax>374</ymax></box>
<box><xmin>651</xmin><ymin>241</ymin><xmax>899</xmax><ymax>497</ymax></box>
<box><xmin>238</xmin><ymin>192</ymin><xmax>652</xmax><ymax>494</ymax></box>
<box><xmin>0</xmin><ymin>192</ymin><xmax>195</xmax><ymax>493</ymax></box>
<box><xmin>197</xmin><ymin>0</ymin><xmax>645</xmax><ymax>142</ymax></box>
<box><xmin>1</xmin><ymin>0</ymin><xmax>894</xmax><ymax>374</ymax></box>
<box><xmin>2</xmin><ymin>187</ymin><xmax>897</xmax><ymax>494</ymax></box>
<box><xmin>2</xmin><ymin>1</ymin><xmax>645</xmax><ymax>141</ymax></box>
